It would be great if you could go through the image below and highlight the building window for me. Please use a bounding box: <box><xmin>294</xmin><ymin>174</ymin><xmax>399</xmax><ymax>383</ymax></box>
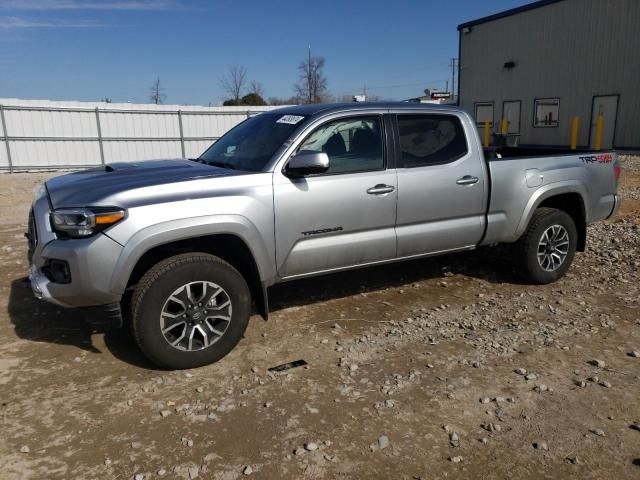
<box><xmin>533</xmin><ymin>98</ymin><xmax>560</xmax><ymax>127</ymax></box>
<box><xmin>474</xmin><ymin>102</ymin><xmax>494</xmax><ymax>126</ymax></box>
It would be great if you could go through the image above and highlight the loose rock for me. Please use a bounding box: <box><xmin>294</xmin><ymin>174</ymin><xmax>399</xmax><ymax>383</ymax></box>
<box><xmin>533</xmin><ymin>441</ymin><xmax>548</xmax><ymax>451</ymax></box>
<box><xmin>378</xmin><ymin>435</ymin><xmax>390</xmax><ymax>449</ymax></box>
<box><xmin>588</xmin><ymin>359</ymin><xmax>606</xmax><ymax>368</ymax></box>
<box><xmin>304</xmin><ymin>442</ymin><xmax>318</xmax><ymax>451</ymax></box>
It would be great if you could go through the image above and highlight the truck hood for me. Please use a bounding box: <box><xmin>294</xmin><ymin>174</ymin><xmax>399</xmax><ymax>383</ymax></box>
<box><xmin>46</xmin><ymin>159</ymin><xmax>246</xmax><ymax>208</ymax></box>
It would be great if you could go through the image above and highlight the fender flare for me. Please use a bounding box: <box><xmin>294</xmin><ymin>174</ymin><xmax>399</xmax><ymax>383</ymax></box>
<box><xmin>514</xmin><ymin>181</ymin><xmax>588</xmax><ymax>239</ymax></box>
<box><xmin>107</xmin><ymin>214</ymin><xmax>275</xmax><ymax>296</ymax></box>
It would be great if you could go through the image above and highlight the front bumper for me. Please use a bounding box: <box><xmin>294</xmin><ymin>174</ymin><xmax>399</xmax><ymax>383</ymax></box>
<box><xmin>28</xmin><ymin>192</ymin><xmax>125</xmax><ymax>308</ymax></box>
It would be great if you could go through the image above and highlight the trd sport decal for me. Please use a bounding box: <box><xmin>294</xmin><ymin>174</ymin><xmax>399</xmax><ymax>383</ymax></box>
<box><xmin>579</xmin><ymin>154</ymin><xmax>613</xmax><ymax>164</ymax></box>
<box><xmin>302</xmin><ymin>226</ymin><xmax>343</xmax><ymax>237</ymax></box>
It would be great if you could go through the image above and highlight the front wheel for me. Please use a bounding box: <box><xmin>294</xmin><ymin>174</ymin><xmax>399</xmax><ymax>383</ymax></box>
<box><xmin>130</xmin><ymin>253</ymin><xmax>251</xmax><ymax>369</ymax></box>
<box><xmin>513</xmin><ymin>207</ymin><xmax>577</xmax><ymax>284</ymax></box>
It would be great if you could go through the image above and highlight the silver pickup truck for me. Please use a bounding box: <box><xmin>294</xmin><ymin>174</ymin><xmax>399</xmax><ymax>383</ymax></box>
<box><xmin>27</xmin><ymin>103</ymin><xmax>621</xmax><ymax>368</ymax></box>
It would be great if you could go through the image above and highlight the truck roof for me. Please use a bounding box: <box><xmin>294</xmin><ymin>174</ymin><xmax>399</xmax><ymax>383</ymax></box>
<box><xmin>271</xmin><ymin>102</ymin><xmax>467</xmax><ymax>117</ymax></box>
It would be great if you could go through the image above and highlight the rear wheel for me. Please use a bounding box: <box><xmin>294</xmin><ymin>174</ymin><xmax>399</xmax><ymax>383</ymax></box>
<box><xmin>514</xmin><ymin>207</ymin><xmax>577</xmax><ymax>284</ymax></box>
<box><xmin>131</xmin><ymin>253</ymin><xmax>251</xmax><ymax>369</ymax></box>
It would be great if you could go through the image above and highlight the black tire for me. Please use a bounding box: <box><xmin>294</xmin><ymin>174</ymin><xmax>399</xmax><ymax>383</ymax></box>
<box><xmin>130</xmin><ymin>253</ymin><xmax>251</xmax><ymax>369</ymax></box>
<box><xmin>513</xmin><ymin>207</ymin><xmax>577</xmax><ymax>284</ymax></box>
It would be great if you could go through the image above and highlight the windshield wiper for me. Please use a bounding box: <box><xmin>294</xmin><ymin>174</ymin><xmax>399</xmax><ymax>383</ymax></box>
<box><xmin>206</xmin><ymin>160</ymin><xmax>237</xmax><ymax>170</ymax></box>
<box><xmin>190</xmin><ymin>158</ymin><xmax>238</xmax><ymax>170</ymax></box>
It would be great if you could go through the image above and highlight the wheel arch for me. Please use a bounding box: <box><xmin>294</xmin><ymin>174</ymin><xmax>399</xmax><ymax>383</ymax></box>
<box><xmin>110</xmin><ymin>217</ymin><xmax>273</xmax><ymax>319</ymax></box>
<box><xmin>516</xmin><ymin>183</ymin><xmax>588</xmax><ymax>252</ymax></box>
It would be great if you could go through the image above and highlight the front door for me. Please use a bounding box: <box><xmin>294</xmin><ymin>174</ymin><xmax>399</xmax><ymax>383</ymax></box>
<box><xmin>394</xmin><ymin>113</ymin><xmax>487</xmax><ymax>257</ymax></box>
<box><xmin>590</xmin><ymin>95</ymin><xmax>619</xmax><ymax>149</ymax></box>
<box><xmin>273</xmin><ymin>114</ymin><xmax>397</xmax><ymax>278</ymax></box>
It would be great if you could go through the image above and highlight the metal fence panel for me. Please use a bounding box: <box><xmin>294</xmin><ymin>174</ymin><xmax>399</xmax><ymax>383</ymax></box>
<box><xmin>184</xmin><ymin>139</ymin><xmax>214</xmax><ymax>158</ymax></box>
<box><xmin>5</xmin><ymin>108</ymin><xmax>97</xmax><ymax>138</ymax></box>
<box><xmin>0</xmin><ymin>99</ymin><xmax>285</xmax><ymax>172</ymax></box>
<box><xmin>181</xmin><ymin>112</ymin><xmax>252</xmax><ymax>138</ymax></box>
<box><xmin>103</xmin><ymin>140</ymin><xmax>183</xmax><ymax>162</ymax></box>
<box><xmin>10</xmin><ymin>140</ymin><xmax>102</xmax><ymax>168</ymax></box>
<box><xmin>99</xmin><ymin>111</ymin><xmax>180</xmax><ymax>138</ymax></box>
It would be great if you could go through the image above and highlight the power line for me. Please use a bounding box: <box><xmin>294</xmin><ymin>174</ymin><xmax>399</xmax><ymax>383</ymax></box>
<box><xmin>334</xmin><ymin>79</ymin><xmax>449</xmax><ymax>97</ymax></box>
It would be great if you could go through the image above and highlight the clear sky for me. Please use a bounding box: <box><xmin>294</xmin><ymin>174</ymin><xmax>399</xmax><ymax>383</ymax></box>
<box><xmin>0</xmin><ymin>0</ymin><xmax>531</xmax><ymax>105</ymax></box>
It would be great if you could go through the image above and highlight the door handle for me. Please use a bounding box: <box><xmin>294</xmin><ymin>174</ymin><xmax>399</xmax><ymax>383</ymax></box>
<box><xmin>456</xmin><ymin>175</ymin><xmax>479</xmax><ymax>186</ymax></box>
<box><xmin>366</xmin><ymin>184</ymin><xmax>395</xmax><ymax>195</ymax></box>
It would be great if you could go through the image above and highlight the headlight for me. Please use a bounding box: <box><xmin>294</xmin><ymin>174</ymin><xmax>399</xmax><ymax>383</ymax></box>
<box><xmin>51</xmin><ymin>207</ymin><xmax>125</xmax><ymax>238</ymax></box>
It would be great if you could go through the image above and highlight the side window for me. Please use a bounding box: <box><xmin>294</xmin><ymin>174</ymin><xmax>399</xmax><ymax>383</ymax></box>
<box><xmin>397</xmin><ymin>114</ymin><xmax>468</xmax><ymax>167</ymax></box>
<box><xmin>296</xmin><ymin>116</ymin><xmax>384</xmax><ymax>174</ymax></box>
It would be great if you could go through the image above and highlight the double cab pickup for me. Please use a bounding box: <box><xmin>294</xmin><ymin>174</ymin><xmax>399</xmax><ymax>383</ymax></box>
<box><xmin>27</xmin><ymin>103</ymin><xmax>620</xmax><ymax>368</ymax></box>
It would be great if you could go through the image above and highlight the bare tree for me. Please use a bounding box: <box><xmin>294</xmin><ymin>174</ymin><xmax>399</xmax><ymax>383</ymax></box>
<box><xmin>149</xmin><ymin>76</ymin><xmax>166</xmax><ymax>105</ymax></box>
<box><xmin>219</xmin><ymin>65</ymin><xmax>247</xmax><ymax>102</ymax></box>
<box><xmin>249</xmin><ymin>80</ymin><xmax>264</xmax><ymax>98</ymax></box>
<box><xmin>294</xmin><ymin>47</ymin><xmax>328</xmax><ymax>104</ymax></box>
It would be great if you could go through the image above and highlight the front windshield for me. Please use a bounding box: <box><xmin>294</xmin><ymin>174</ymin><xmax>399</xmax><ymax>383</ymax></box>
<box><xmin>198</xmin><ymin>113</ymin><xmax>307</xmax><ymax>172</ymax></box>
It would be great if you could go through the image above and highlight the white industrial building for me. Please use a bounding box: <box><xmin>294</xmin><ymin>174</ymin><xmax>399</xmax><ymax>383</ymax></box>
<box><xmin>457</xmin><ymin>0</ymin><xmax>640</xmax><ymax>151</ymax></box>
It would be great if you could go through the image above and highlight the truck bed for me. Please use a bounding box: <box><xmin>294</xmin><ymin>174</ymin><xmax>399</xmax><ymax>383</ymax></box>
<box><xmin>480</xmin><ymin>148</ymin><xmax>619</xmax><ymax>246</ymax></box>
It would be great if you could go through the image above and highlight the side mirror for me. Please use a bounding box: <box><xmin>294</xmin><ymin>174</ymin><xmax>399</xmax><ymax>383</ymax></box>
<box><xmin>284</xmin><ymin>150</ymin><xmax>329</xmax><ymax>177</ymax></box>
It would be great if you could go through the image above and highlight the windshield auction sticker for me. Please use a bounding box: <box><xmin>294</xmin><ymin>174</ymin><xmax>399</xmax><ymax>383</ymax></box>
<box><xmin>276</xmin><ymin>115</ymin><xmax>305</xmax><ymax>125</ymax></box>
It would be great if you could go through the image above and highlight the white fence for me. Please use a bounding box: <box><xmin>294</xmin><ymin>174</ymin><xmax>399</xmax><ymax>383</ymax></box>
<box><xmin>0</xmin><ymin>99</ymin><xmax>283</xmax><ymax>172</ymax></box>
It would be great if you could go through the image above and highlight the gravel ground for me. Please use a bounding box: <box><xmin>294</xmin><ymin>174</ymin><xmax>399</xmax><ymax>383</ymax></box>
<box><xmin>0</xmin><ymin>157</ymin><xmax>639</xmax><ymax>479</ymax></box>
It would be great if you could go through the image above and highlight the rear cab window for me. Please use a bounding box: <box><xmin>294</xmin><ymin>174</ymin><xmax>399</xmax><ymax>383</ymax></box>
<box><xmin>397</xmin><ymin>114</ymin><xmax>468</xmax><ymax>167</ymax></box>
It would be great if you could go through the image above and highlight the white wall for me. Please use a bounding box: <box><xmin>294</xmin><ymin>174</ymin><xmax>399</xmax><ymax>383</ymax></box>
<box><xmin>0</xmin><ymin>99</ymin><xmax>285</xmax><ymax>171</ymax></box>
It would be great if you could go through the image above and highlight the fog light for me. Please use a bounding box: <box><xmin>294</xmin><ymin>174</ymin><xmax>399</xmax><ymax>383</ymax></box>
<box><xmin>42</xmin><ymin>259</ymin><xmax>71</xmax><ymax>284</ymax></box>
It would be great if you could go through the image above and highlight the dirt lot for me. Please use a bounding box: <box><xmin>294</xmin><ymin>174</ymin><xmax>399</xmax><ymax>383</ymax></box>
<box><xmin>1</xmin><ymin>157</ymin><xmax>639</xmax><ymax>480</ymax></box>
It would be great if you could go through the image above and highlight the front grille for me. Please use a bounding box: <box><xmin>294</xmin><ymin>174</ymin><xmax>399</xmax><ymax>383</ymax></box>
<box><xmin>26</xmin><ymin>208</ymin><xmax>38</xmax><ymax>263</ymax></box>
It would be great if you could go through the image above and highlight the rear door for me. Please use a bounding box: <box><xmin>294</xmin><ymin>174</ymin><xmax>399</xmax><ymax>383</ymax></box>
<box><xmin>393</xmin><ymin>112</ymin><xmax>487</xmax><ymax>257</ymax></box>
<box><xmin>273</xmin><ymin>113</ymin><xmax>398</xmax><ymax>278</ymax></box>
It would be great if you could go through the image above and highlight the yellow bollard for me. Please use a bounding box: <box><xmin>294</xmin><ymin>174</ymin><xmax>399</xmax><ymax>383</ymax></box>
<box><xmin>501</xmin><ymin>118</ymin><xmax>508</xmax><ymax>135</ymax></box>
<box><xmin>484</xmin><ymin>120</ymin><xmax>490</xmax><ymax>148</ymax></box>
<box><xmin>570</xmin><ymin>116</ymin><xmax>579</xmax><ymax>150</ymax></box>
<box><xmin>594</xmin><ymin>114</ymin><xmax>604</xmax><ymax>150</ymax></box>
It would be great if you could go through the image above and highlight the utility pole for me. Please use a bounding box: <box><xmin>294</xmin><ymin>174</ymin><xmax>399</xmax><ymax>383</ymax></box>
<box><xmin>308</xmin><ymin>45</ymin><xmax>312</xmax><ymax>104</ymax></box>
<box><xmin>449</xmin><ymin>58</ymin><xmax>457</xmax><ymax>100</ymax></box>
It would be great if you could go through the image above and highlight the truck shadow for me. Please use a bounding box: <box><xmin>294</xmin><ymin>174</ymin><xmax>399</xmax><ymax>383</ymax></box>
<box><xmin>7</xmin><ymin>246</ymin><xmax>515</xmax><ymax>368</ymax></box>
<box><xmin>7</xmin><ymin>277</ymin><xmax>159</xmax><ymax>369</ymax></box>
<box><xmin>267</xmin><ymin>246</ymin><xmax>516</xmax><ymax>312</ymax></box>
